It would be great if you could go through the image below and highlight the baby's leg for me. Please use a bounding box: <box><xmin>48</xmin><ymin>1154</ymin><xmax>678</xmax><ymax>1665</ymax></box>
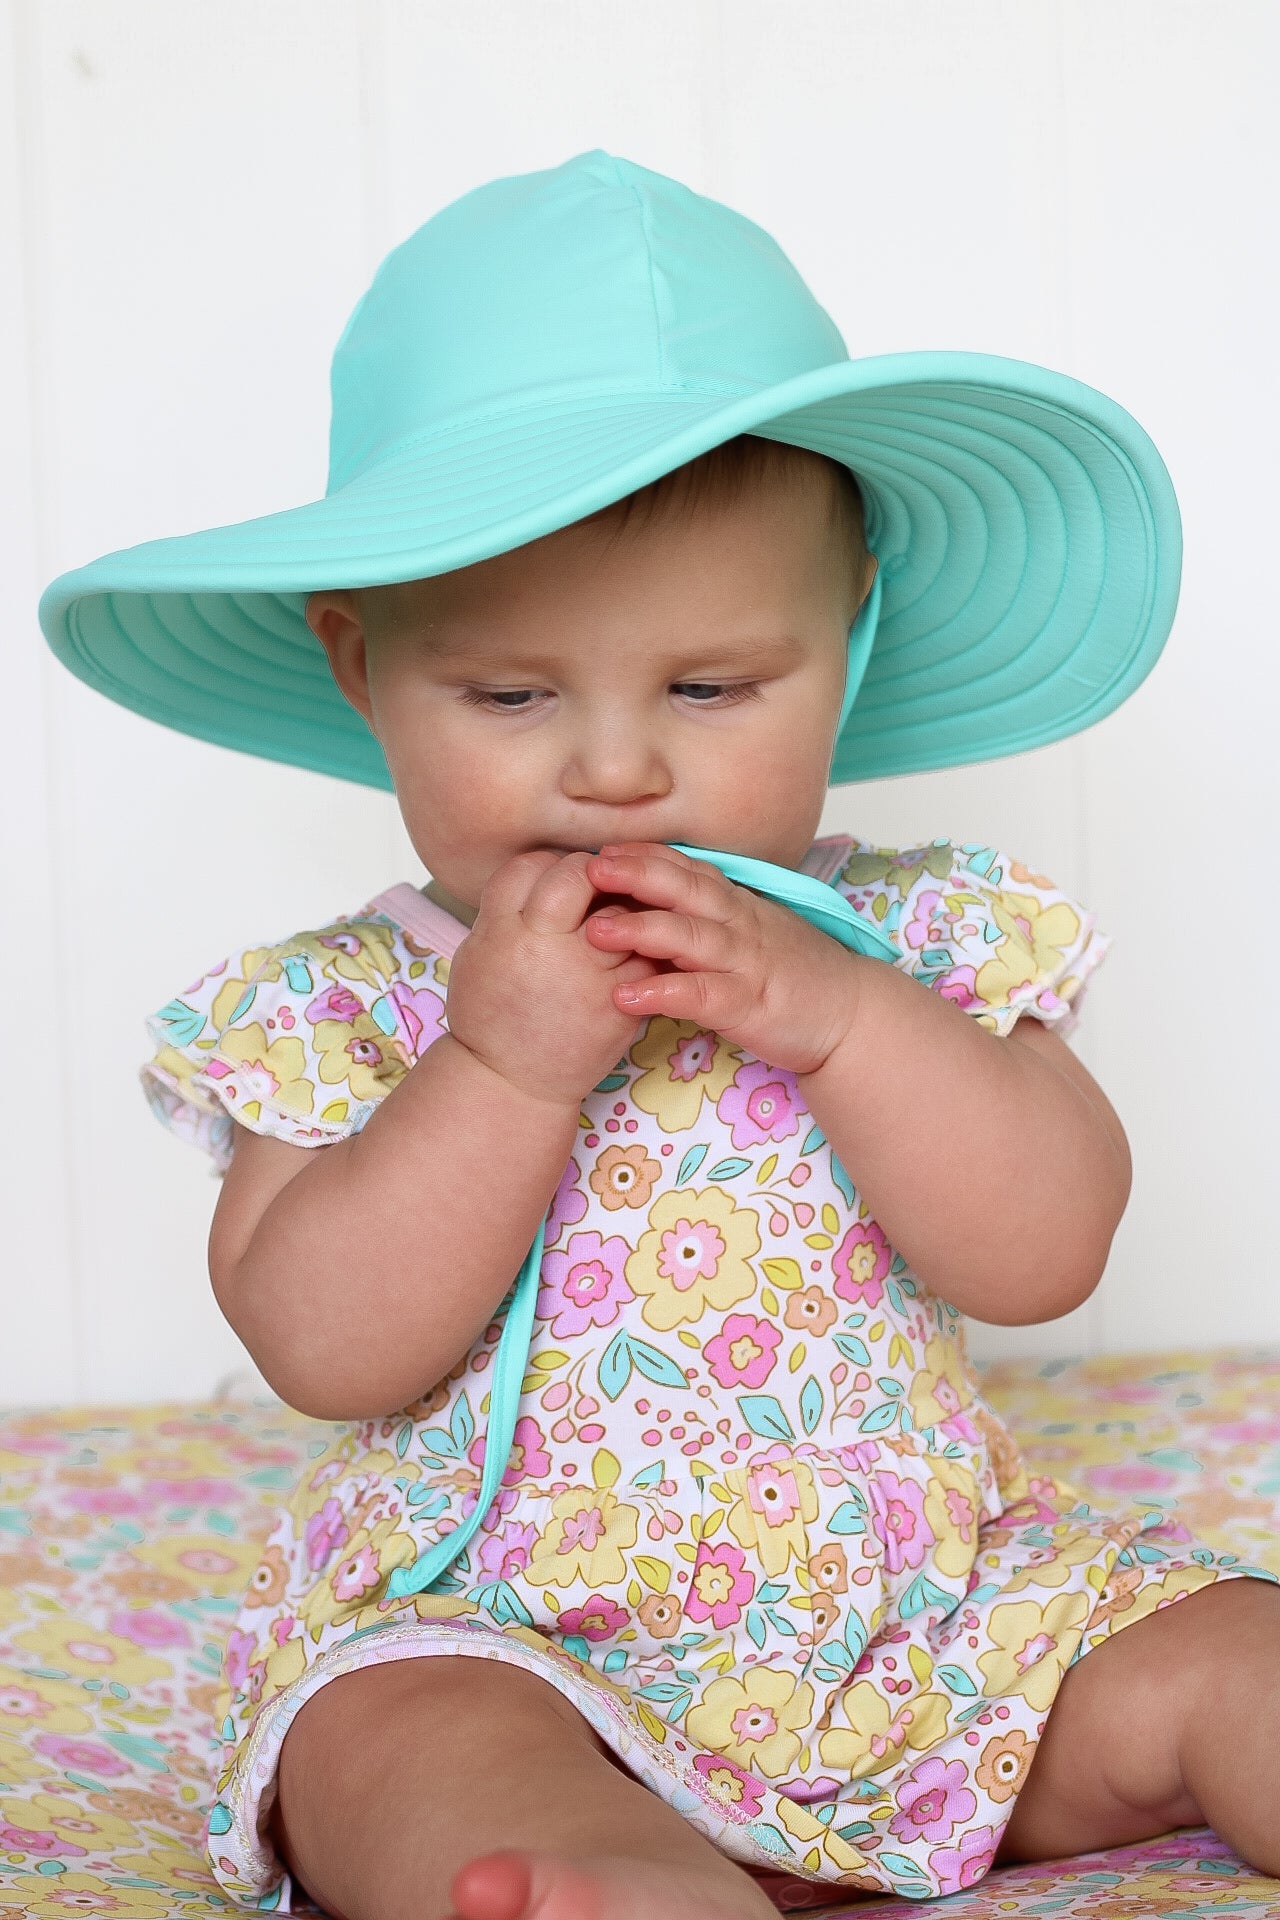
<box><xmin>998</xmin><ymin>1578</ymin><xmax>1280</xmax><ymax>1872</ymax></box>
<box><xmin>272</xmin><ymin>1654</ymin><xmax>779</xmax><ymax>1920</ymax></box>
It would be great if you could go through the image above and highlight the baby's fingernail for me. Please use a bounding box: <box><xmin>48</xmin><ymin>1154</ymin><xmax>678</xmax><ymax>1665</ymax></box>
<box><xmin>594</xmin><ymin>914</ymin><xmax>618</xmax><ymax>930</ymax></box>
<box><xmin>616</xmin><ymin>984</ymin><xmax>642</xmax><ymax>1004</ymax></box>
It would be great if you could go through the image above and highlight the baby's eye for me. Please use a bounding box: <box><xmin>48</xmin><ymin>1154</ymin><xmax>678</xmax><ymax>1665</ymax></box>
<box><xmin>672</xmin><ymin>681</ymin><xmax>761</xmax><ymax>706</ymax></box>
<box><xmin>459</xmin><ymin>687</ymin><xmax>547</xmax><ymax>711</ymax></box>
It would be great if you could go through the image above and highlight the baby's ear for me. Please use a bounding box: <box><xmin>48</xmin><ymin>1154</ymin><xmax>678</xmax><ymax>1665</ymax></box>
<box><xmin>306</xmin><ymin>590</ymin><xmax>373</xmax><ymax>723</ymax></box>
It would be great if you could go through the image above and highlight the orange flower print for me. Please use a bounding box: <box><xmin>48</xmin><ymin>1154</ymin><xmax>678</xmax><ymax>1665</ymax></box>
<box><xmin>637</xmin><ymin>1593</ymin><xmax>682</xmax><ymax>1638</ymax></box>
<box><xmin>784</xmin><ymin>1285</ymin><xmax>837</xmax><ymax>1334</ymax></box>
<box><xmin>808</xmin><ymin>1543</ymin><xmax>848</xmax><ymax>1594</ymax></box>
<box><xmin>974</xmin><ymin>1727</ymin><xmax>1036</xmax><ymax>1803</ymax></box>
<box><xmin>589</xmin><ymin>1143</ymin><xmax>661</xmax><ymax>1210</ymax></box>
<box><xmin>242</xmin><ymin>1545</ymin><xmax>287</xmax><ymax>1611</ymax></box>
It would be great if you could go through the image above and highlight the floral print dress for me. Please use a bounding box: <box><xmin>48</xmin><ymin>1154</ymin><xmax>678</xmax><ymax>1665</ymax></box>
<box><xmin>142</xmin><ymin>834</ymin><xmax>1272</xmax><ymax>1910</ymax></box>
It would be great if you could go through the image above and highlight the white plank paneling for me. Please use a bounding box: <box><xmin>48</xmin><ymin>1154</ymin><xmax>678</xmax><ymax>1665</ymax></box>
<box><xmin>3</xmin><ymin>2</ymin><xmax>1277</xmax><ymax>1400</ymax></box>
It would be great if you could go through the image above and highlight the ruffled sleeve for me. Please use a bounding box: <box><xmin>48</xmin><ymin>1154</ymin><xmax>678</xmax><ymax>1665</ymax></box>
<box><xmin>141</xmin><ymin>903</ymin><xmax>451</xmax><ymax>1171</ymax></box>
<box><xmin>831</xmin><ymin>836</ymin><xmax>1110</xmax><ymax>1037</ymax></box>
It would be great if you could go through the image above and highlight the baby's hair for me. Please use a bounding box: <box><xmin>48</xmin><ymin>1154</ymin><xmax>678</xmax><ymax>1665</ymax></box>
<box><xmin>584</xmin><ymin>434</ymin><xmax>870</xmax><ymax>595</ymax></box>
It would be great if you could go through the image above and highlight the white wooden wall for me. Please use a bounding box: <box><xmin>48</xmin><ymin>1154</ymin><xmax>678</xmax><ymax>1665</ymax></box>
<box><xmin>2</xmin><ymin>1</ymin><xmax>1277</xmax><ymax>1404</ymax></box>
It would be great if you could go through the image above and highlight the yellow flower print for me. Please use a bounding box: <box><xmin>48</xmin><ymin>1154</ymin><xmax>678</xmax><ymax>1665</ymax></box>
<box><xmin>11</xmin><ymin>1614</ymin><xmax>170</xmax><ymax>1689</ymax></box>
<box><xmin>0</xmin><ymin>1732</ymin><xmax>56</xmax><ymax>1785</ymax></box>
<box><xmin>922</xmin><ymin>1457</ymin><xmax>982</xmax><ymax>1580</ymax></box>
<box><xmin>818</xmin><ymin>1677</ymin><xmax>950</xmax><ymax>1778</ymax></box>
<box><xmin>525</xmin><ymin>1487</ymin><xmax>640</xmax><ymax>1590</ymax></box>
<box><xmin>907</xmin><ymin>1335</ymin><xmax>975</xmax><ymax>1430</ymax></box>
<box><xmin>0</xmin><ymin>1665</ymin><xmax>94</xmax><ymax>1736</ymax></box>
<box><xmin>626</xmin><ymin>1187</ymin><xmax>759</xmax><ymax>1332</ymax></box>
<box><xmin>978</xmin><ymin>1592</ymin><xmax>1090</xmax><ymax>1710</ymax></box>
<box><xmin>686</xmin><ymin>1668</ymin><xmax>814</xmax><ymax>1779</ymax></box>
<box><xmin>1001</xmin><ymin>1521</ymin><xmax>1103</xmax><ymax>1593</ymax></box>
<box><xmin>317</xmin><ymin>919</ymin><xmax>399</xmax><ymax>990</ymax></box>
<box><xmin>1094</xmin><ymin>1562</ymin><xmax>1218</xmax><ymax>1636</ymax></box>
<box><xmin>209</xmin><ymin>947</ymin><xmax>282</xmax><ymax>1031</ymax></box>
<box><xmin>208</xmin><ymin>1024</ymin><xmax>314</xmax><ymax>1118</ymax></box>
<box><xmin>130</xmin><ymin>1534</ymin><xmax>262</xmax><ymax>1599</ymax></box>
<box><xmin>840</xmin><ymin>842</ymin><xmax>954</xmax><ymax>897</ymax></box>
<box><xmin>724</xmin><ymin>1445</ymin><xmax>818</xmax><ymax>1578</ymax></box>
<box><xmin>974</xmin><ymin>891</ymin><xmax>1081</xmax><ymax>1014</ymax></box>
<box><xmin>0</xmin><ymin>1791</ymin><xmax>136</xmax><ymax>1853</ymax></box>
<box><xmin>0</xmin><ymin>1871</ymin><xmax>177</xmax><ymax>1915</ymax></box>
<box><xmin>630</xmin><ymin>1018</ymin><xmax>740</xmax><ymax>1134</ymax></box>
<box><xmin>311</xmin><ymin>1015</ymin><xmax>408</xmax><ymax>1104</ymax></box>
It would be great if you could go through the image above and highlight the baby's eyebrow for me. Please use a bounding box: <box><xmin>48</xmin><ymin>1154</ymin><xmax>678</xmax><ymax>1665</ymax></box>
<box><xmin>426</xmin><ymin>634</ymin><xmax>808</xmax><ymax>673</ymax></box>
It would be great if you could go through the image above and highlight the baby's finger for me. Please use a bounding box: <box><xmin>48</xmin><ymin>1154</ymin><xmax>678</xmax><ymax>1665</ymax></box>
<box><xmin>479</xmin><ymin>849</ymin><xmax>564</xmax><ymax>919</ymax></box>
<box><xmin>521</xmin><ymin>849</ymin><xmax>597</xmax><ymax>935</ymax></box>
<box><xmin>587</xmin><ymin>846</ymin><xmax>735</xmax><ymax>922</ymax></box>
<box><xmin>613</xmin><ymin>967</ymin><xmax>746</xmax><ymax>1027</ymax></box>
<box><xmin>587</xmin><ymin>905</ymin><xmax>735</xmax><ymax>975</ymax></box>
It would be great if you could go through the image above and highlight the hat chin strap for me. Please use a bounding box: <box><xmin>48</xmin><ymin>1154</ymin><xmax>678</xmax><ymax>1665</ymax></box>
<box><xmin>837</xmin><ymin>565</ymin><xmax>882</xmax><ymax>740</ymax></box>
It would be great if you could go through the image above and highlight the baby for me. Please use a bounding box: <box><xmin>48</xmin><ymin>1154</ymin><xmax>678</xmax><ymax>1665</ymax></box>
<box><xmin>40</xmin><ymin>153</ymin><xmax>1278</xmax><ymax>1918</ymax></box>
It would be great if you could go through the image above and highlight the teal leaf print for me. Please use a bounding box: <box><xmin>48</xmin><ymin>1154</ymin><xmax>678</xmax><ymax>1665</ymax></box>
<box><xmin>637</xmin><ymin>1680</ymin><xmax>692</xmax><ymax>1705</ymax></box>
<box><xmin>629</xmin><ymin>1338</ymin><xmax>690</xmax><ymax>1390</ymax></box>
<box><xmin>800</xmin><ymin>1124</ymin><xmax>826</xmax><ymax>1153</ymax></box>
<box><xmin>418</xmin><ymin>1425</ymin><xmax>460</xmax><ymax>1460</ymax></box>
<box><xmin>475</xmin><ymin>1579</ymin><xmax>533</xmax><ymax>1627</ymax></box>
<box><xmin>207</xmin><ymin>1803</ymin><xmax>233</xmax><ymax>1836</ymax></box>
<box><xmin>394</xmin><ymin>1421</ymin><xmax>413</xmax><ymax>1459</ymax></box>
<box><xmin>1140</xmin><ymin>1447</ymin><xmax>1204</xmax><ymax>1473</ymax></box>
<box><xmin>935</xmin><ymin>1664</ymin><xmax>978</xmax><ymax>1696</ymax></box>
<box><xmin>707</xmin><ymin>1156</ymin><xmax>751</xmax><ymax>1180</ymax></box>
<box><xmin>370</xmin><ymin>994</ymin><xmax>398</xmax><ymax>1036</ymax></box>
<box><xmin>756</xmin><ymin>1580</ymin><xmax>788</xmax><ymax>1605</ymax></box>
<box><xmin>677</xmin><ymin>1143</ymin><xmax>709</xmax><ymax>1185</ymax></box>
<box><xmin>833</xmin><ymin>1334</ymin><xmax>871</xmax><ymax>1366</ymax></box>
<box><xmin>153</xmin><ymin>998</ymin><xmax>206</xmax><ymax>1048</ymax></box>
<box><xmin>630</xmin><ymin>1460</ymin><xmax>665</xmax><ymax>1489</ymax></box>
<box><xmin>829</xmin><ymin>1150</ymin><xmax>855</xmax><ymax>1208</ymax></box>
<box><xmin>594</xmin><ymin>1072</ymin><xmax>629</xmax><ymax>1093</ymax></box>
<box><xmin>602</xmin><ymin>1649</ymin><xmax>628</xmax><ymax>1674</ymax></box>
<box><xmin>764</xmin><ymin>1607</ymin><xmax>797</xmax><ymax>1636</ymax></box>
<box><xmin>829</xmin><ymin>1502</ymin><xmax>866</xmax><ymax>1535</ymax></box>
<box><xmin>875</xmin><ymin>1376</ymin><xmax>904</xmax><ymax>1397</ymax></box>
<box><xmin>449</xmin><ymin>1393</ymin><xmax>475</xmax><ymax>1454</ymax></box>
<box><xmin>899</xmin><ymin>1573</ymin><xmax>956</xmax><ymax>1620</ymax></box>
<box><xmin>599</xmin><ymin>1330</ymin><xmax>633</xmax><ymax>1401</ymax></box>
<box><xmin>799</xmin><ymin>1376</ymin><xmax>823</xmax><ymax>1435</ymax></box>
<box><xmin>226</xmin><ymin>986</ymin><xmax>257</xmax><ymax>1024</ymax></box>
<box><xmin>744</xmin><ymin>1607</ymin><xmax>767</xmax><ymax>1650</ymax></box>
<box><xmin>283</xmin><ymin>955</ymin><xmax>314</xmax><ymax>995</ymax></box>
<box><xmin>843</xmin><ymin>1611</ymin><xmax>869</xmax><ymax>1663</ymax></box>
<box><xmin>104</xmin><ymin>1731</ymin><xmax>169</xmax><ymax>1772</ymax></box>
<box><xmin>857</xmin><ymin>1402</ymin><xmax>900</xmax><ymax>1434</ymax></box>
<box><xmin>738</xmin><ymin>1394</ymin><xmax>795</xmax><ymax>1442</ymax></box>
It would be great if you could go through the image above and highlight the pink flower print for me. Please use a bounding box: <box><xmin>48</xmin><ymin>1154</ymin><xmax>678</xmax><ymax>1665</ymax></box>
<box><xmin>538</xmin><ymin>1231</ymin><xmax>634</xmax><ymax>1338</ymax></box>
<box><xmin>224</xmin><ymin>1629</ymin><xmax>256</xmax><ymax>1690</ymax></box>
<box><xmin>66</xmin><ymin>1487</ymin><xmax>145</xmax><ymax>1517</ymax></box>
<box><xmin>305</xmin><ymin>1495</ymin><xmax>350</xmax><ymax>1571</ymax></box>
<box><xmin>0</xmin><ymin>1822</ymin><xmax>86</xmax><ymax>1858</ymax></box>
<box><xmin>832</xmin><ymin>1220</ymin><xmax>891</xmax><ymax>1308</ymax></box>
<box><xmin>684</xmin><ymin>1541</ymin><xmax>756</xmax><ymax>1628</ymax></box>
<box><xmin>546</xmin><ymin>1157</ymin><xmax>589</xmax><ymax>1242</ymax></box>
<box><xmin>0</xmin><ymin>1685</ymin><xmax>48</xmax><ymax>1721</ymax></box>
<box><xmin>305</xmin><ymin>983</ymin><xmax>364</xmax><ymax>1025</ymax></box>
<box><xmin>346</xmin><ymin>1034</ymin><xmax>386</xmax><ymax>1070</ymax></box>
<box><xmin>928</xmin><ymin>1822</ymin><xmax>998</xmax><ymax>1894</ymax></box>
<box><xmin>331</xmin><ymin>1543</ymin><xmax>381</xmax><ymax>1602</ymax></box>
<box><xmin>868</xmin><ymin>1470</ymin><xmax>932</xmax><ymax>1574</ymax></box>
<box><xmin>668</xmin><ymin>1029</ymin><xmax>720</xmax><ymax>1081</ymax></box>
<box><xmin>889</xmin><ymin>1755</ymin><xmax>977</xmax><ymax>1845</ymax></box>
<box><xmin>557</xmin><ymin>1594</ymin><xmax>629</xmax><ymax>1641</ymax></box>
<box><xmin>659</xmin><ymin>1217</ymin><xmax>724</xmax><ymax>1292</ymax></box>
<box><xmin>388</xmin><ymin>980</ymin><xmax>447</xmax><ymax>1058</ymax></box>
<box><xmin>904</xmin><ymin>889</ymin><xmax>948</xmax><ymax>952</ymax></box>
<box><xmin>107</xmin><ymin>1607</ymin><xmax>191</xmax><ymax>1650</ymax></box>
<box><xmin>32</xmin><ymin>1734</ymin><xmax>130</xmax><ymax>1776</ymax></box>
<box><xmin>704</xmin><ymin>1314</ymin><xmax>781</xmax><ymax>1390</ymax></box>
<box><xmin>469</xmin><ymin>1415</ymin><xmax>551</xmax><ymax>1488</ymax></box>
<box><xmin>731</xmin><ymin>1701</ymin><xmax>778</xmax><ymax>1746</ymax></box>
<box><xmin>936</xmin><ymin>964</ymin><xmax>980</xmax><ymax>1012</ymax></box>
<box><xmin>717</xmin><ymin>1060</ymin><xmax>803</xmax><ymax>1150</ymax></box>
<box><xmin>745</xmin><ymin>1446</ymin><xmax>805</xmax><ymax>1526</ymax></box>
<box><xmin>560</xmin><ymin>1506</ymin><xmax>605</xmax><ymax>1555</ymax></box>
<box><xmin>320</xmin><ymin>931</ymin><xmax>363</xmax><ymax>958</ymax></box>
<box><xmin>477</xmin><ymin>1521</ymin><xmax>537</xmax><ymax>1581</ymax></box>
<box><xmin>693</xmin><ymin>1752</ymin><xmax>765</xmax><ymax>1818</ymax></box>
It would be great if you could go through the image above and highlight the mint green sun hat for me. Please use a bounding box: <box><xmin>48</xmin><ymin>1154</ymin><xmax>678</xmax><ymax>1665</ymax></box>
<box><xmin>39</xmin><ymin>149</ymin><xmax>1181</xmax><ymax>787</ymax></box>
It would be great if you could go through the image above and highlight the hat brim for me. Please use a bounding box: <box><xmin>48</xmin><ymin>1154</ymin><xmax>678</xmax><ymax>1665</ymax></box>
<box><xmin>38</xmin><ymin>350</ymin><xmax>1180</xmax><ymax>788</ymax></box>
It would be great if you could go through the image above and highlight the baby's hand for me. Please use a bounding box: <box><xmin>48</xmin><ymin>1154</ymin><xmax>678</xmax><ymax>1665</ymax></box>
<box><xmin>445</xmin><ymin>850</ymin><xmax>660</xmax><ymax>1108</ymax></box>
<box><xmin>583</xmin><ymin>844</ymin><xmax>863</xmax><ymax>1075</ymax></box>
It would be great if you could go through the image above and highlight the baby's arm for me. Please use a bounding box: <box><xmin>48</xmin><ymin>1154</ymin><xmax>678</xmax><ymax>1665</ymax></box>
<box><xmin>208</xmin><ymin>852</ymin><xmax>655</xmax><ymax>1419</ymax></box>
<box><xmin>584</xmin><ymin>844</ymin><xmax>1129</xmax><ymax>1327</ymax></box>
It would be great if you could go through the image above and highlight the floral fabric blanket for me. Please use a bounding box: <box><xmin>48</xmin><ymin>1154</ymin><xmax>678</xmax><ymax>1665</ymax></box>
<box><xmin>0</xmin><ymin>1349</ymin><xmax>1277</xmax><ymax>1919</ymax></box>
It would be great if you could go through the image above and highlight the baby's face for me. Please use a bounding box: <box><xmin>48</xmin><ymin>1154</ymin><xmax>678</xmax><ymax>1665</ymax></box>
<box><xmin>309</xmin><ymin>468</ymin><xmax>868</xmax><ymax>910</ymax></box>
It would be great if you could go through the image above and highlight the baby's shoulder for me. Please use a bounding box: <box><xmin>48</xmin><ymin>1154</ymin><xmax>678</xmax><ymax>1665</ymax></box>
<box><xmin>142</xmin><ymin>883</ymin><xmax>460</xmax><ymax>1169</ymax></box>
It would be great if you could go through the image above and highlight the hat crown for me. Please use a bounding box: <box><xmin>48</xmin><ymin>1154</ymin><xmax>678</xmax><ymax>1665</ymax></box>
<box><xmin>327</xmin><ymin>150</ymin><xmax>848</xmax><ymax>491</ymax></box>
